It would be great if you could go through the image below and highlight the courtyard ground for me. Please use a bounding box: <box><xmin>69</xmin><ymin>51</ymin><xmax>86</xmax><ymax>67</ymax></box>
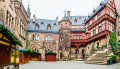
<box><xmin>20</xmin><ymin>61</ymin><xmax>120</xmax><ymax>69</ymax></box>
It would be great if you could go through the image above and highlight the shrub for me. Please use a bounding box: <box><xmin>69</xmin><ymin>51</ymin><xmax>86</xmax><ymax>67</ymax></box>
<box><xmin>110</xmin><ymin>55</ymin><xmax>117</xmax><ymax>63</ymax></box>
<box><xmin>45</xmin><ymin>52</ymin><xmax>56</xmax><ymax>55</ymax></box>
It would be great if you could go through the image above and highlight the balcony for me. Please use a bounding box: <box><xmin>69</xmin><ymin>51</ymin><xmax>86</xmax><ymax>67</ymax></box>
<box><xmin>88</xmin><ymin>30</ymin><xmax>110</xmax><ymax>42</ymax></box>
<box><xmin>71</xmin><ymin>39</ymin><xmax>87</xmax><ymax>43</ymax></box>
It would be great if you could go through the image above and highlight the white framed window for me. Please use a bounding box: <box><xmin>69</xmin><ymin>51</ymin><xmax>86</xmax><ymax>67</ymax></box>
<box><xmin>46</xmin><ymin>35</ymin><xmax>52</xmax><ymax>41</ymax></box>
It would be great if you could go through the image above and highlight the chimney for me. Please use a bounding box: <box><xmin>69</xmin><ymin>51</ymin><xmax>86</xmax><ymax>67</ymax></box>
<box><xmin>33</xmin><ymin>14</ymin><xmax>36</xmax><ymax>22</ymax></box>
<box><xmin>67</xmin><ymin>11</ymin><xmax>70</xmax><ymax>19</ymax></box>
<box><xmin>56</xmin><ymin>16</ymin><xmax>58</xmax><ymax>23</ymax></box>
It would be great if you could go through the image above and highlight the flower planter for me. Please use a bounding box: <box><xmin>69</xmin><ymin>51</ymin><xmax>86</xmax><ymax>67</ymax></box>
<box><xmin>45</xmin><ymin>52</ymin><xmax>56</xmax><ymax>61</ymax></box>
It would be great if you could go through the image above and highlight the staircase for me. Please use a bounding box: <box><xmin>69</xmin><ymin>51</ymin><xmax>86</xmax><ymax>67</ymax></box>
<box><xmin>85</xmin><ymin>53</ymin><xmax>107</xmax><ymax>65</ymax></box>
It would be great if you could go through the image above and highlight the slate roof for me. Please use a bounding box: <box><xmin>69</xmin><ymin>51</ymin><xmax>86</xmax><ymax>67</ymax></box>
<box><xmin>27</xmin><ymin>19</ymin><xmax>59</xmax><ymax>34</ymax></box>
<box><xmin>70</xmin><ymin>16</ymin><xmax>87</xmax><ymax>25</ymax></box>
<box><xmin>84</xmin><ymin>0</ymin><xmax>109</xmax><ymax>24</ymax></box>
<box><xmin>71</xmin><ymin>28</ymin><xmax>86</xmax><ymax>32</ymax></box>
<box><xmin>61</xmin><ymin>15</ymin><xmax>70</xmax><ymax>21</ymax></box>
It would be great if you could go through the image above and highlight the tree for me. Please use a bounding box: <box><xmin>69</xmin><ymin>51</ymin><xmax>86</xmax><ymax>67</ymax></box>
<box><xmin>90</xmin><ymin>44</ymin><xmax>95</xmax><ymax>54</ymax></box>
<box><xmin>109</xmin><ymin>32</ymin><xmax>120</xmax><ymax>56</ymax></box>
<box><xmin>26</xmin><ymin>32</ymin><xmax>30</xmax><ymax>49</ymax></box>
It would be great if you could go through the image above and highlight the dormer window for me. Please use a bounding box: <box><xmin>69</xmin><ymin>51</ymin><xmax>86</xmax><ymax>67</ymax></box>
<box><xmin>79</xmin><ymin>17</ymin><xmax>81</xmax><ymax>19</ymax></box>
<box><xmin>74</xmin><ymin>19</ymin><xmax>77</xmax><ymax>23</ymax></box>
<box><xmin>41</xmin><ymin>22</ymin><xmax>44</xmax><ymax>24</ymax></box>
<box><xmin>35</xmin><ymin>23</ymin><xmax>39</xmax><ymax>30</ymax></box>
<box><xmin>47</xmin><ymin>24</ymin><xmax>51</xmax><ymax>30</ymax></box>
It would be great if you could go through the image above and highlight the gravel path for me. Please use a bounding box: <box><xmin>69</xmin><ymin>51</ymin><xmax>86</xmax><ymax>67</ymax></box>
<box><xmin>20</xmin><ymin>61</ymin><xmax>120</xmax><ymax>69</ymax></box>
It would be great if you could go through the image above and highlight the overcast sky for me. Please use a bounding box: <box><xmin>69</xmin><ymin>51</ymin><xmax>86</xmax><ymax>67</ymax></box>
<box><xmin>22</xmin><ymin>0</ymin><xmax>102</xmax><ymax>20</ymax></box>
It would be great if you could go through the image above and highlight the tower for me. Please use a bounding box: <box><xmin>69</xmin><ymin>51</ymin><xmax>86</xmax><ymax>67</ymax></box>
<box><xmin>59</xmin><ymin>11</ymin><xmax>72</xmax><ymax>60</ymax></box>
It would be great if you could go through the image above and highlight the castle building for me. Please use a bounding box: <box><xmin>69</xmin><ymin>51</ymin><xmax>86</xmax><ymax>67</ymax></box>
<box><xmin>27</xmin><ymin>0</ymin><xmax>119</xmax><ymax>63</ymax></box>
<box><xmin>0</xmin><ymin>0</ymin><xmax>30</xmax><ymax>69</ymax></box>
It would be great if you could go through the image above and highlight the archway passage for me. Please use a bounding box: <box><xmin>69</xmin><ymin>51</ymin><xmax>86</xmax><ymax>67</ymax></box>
<box><xmin>71</xmin><ymin>43</ymin><xmax>86</xmax><ymax>59</ymax></box>
<box><xmin>82</xmin><ymin>49</ymin><xmax>85</xmax><ymax>59</ymax></box>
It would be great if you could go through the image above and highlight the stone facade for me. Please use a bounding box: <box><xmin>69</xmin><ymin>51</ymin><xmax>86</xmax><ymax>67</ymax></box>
<box><xmin>15</xmin><ymin>0</ymin><xmax>30</xmax><ymax>49</ymax></box>
<box><xmin>28</xmin><ymin>32</ymin><xmax>59</xmax><ymax>60</ymax></box>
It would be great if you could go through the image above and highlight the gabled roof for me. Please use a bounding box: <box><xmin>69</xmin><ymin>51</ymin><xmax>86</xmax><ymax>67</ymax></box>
<box><xmin>84</xmin><ymin>0</ymin><xmax>109</xmax><ymax>24</ymax></box>
<box><xmin>27</xmin><ymin>19</ymin><xmax>59</xmax><ymax>34</ymax></box>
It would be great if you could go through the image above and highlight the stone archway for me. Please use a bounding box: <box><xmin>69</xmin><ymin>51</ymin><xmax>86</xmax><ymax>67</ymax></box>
<box><xmin>82</xmin><ymin>49</ymin><xmax>85</xmax><ymax>59</ymax></box>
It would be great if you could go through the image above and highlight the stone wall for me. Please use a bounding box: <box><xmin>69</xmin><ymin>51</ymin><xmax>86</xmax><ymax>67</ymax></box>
<box><xmin>28</xmin><ymin>32</ymin><xmax>59</xmax><ymax>60</ymax></box>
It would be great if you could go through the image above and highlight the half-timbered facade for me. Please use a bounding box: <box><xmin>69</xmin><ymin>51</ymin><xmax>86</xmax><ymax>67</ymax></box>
<box><xmin>85</xmin><ymin>0</ymin><xmax>117</xmax><ymax>56</ymax></box>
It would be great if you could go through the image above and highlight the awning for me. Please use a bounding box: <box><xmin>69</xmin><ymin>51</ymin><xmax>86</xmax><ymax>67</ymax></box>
<box><xmin>19</xmin><ymin>49</ymin><xmax>30</xmax><ymax>52</ymax></box>
<box><xmin>0</xmin><ymin>25</ymin><xmax>22</xmax><ymax>46</ymax></box>
<box><xmin>30</xmin><ymin>51</ymin><xmax>41</xmax><ymax>54</ymax></box>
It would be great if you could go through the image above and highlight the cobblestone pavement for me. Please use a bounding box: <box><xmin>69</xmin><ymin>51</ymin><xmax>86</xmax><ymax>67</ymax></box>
<box><xmin>20</xmin><ymin>61</ymin><xmax>120</xmax><ymax>69</ymax></box>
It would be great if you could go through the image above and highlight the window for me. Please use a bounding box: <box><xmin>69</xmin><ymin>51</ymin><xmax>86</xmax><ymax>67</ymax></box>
<box><xmin>35</xmin><ymin>23</ymin><xmax>39</xmax><ymax>29</ymax></box>
<box><xmin>93</xmin><ymin>30</ymin><xmax>96</xmax><ymax>35</ymax></box>
<box><xmin>74</xmin><ymin>36</ymin><xmax>76</xmax><ymax>39</ymax></box>
<box><xmin>99</xmin><ymin>26</ymin><xmax>101</xmax><ymax>33</ymax></box>
<box><xmin>80</xmin><ymin>35</ymin><xmax>82</xmax><ymax>39</ymax></box>
<box><xmin>38</xmin><ymin>35</ymin><xmax>39</xmax><ymax>40</ymax></box>
<box><xmin>35</xmin><ymin>34</ymin><xmax>37</xmax><ymax>40</ymax></box>
<box><xmin>77</xmin><ymin>34</ymin><xmax>79</xmax><ymax>39</ymax></box>
<box><xmin>65</xmin><ymin>23</ymin><xmax>67</xmax><ymax>27</ymax></box>
<box><xmin>74</xmin><ymin>19</ymin><xmax>77</xmax><ymax>23</ymax></box>
<box><xmin>33</xmin><ymin>35</ymin><xmax>34</xmax><ymax>40</ymax></box>
<box><xmin>118</xmin><ymin>17</ymin><xmax>120</xmax><ymax>22</ymax></box>
<box><xmin>88</xmin><ymin>47</ymin><xmax>89</xmax><ymax>50</ymax></box>
<box><xmin>46</xmin><ymin>35</ymin><xmax>52</xmax><ymax>41</ymax></box>
<box><xmin>98</xmin><ymin>13</ymin><xmax>101</xmax><ymax>18</ymax></box>
<box><xmin>97</xmin><ymin>42</ymin><xmax>99</xmax><ymax>47</ymax></box>
<box><xmin>77</xmin><ymin>35</ymin><xmax>79</xmax><ymax>39</ymax></box>
<box><xmin>92</xmin><ymin>18</ymin><xmax>95</xmax><ymax>22</ymax></box>
<box><xmin>47</xmin><ymin>24</ymin><xmax>51</xmax><ymax>30</ymax></box>
<box><xmin>41</xmin><ymin>22</ymin><xmax>44</xmax><ymax>24</ymax></box>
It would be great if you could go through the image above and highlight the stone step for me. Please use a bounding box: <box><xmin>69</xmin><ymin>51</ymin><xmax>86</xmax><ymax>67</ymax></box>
<box><xmin>85</xmin><ymin>61</ymin><xmax>105</xmax><ymax>64</ymax></box>
<box><xmin>89</xmin><ymin>58</ymin><xmax>105</xmax><ymax>61</ymax></box>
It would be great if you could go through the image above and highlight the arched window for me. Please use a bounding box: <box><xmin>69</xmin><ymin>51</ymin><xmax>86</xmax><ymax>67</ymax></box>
<box><xmin>33</xmin><ymin>35</ymin><xmax>34</xmax><ymax>40</ymax></box>
<box><xmin>65</xmin><ymin>23</ymin><xmax>67</xmax><ymax>27</ymax></box>
<box><xmin>46</xmin><ymin>35</ymin><xmax>52</xmax><ymax>41</ymax></box>
<box><xmin>35</xmin><ymin>34</ymin><xmax>37</xmax><ymax>40</ymax></box>
<box><xmin>38</xmin><ymin>35</ymin><xmax>39</xmax><ymax>40</ymax></box>
<box><xmin>35</xmin><ymin>23</ymin><xmax>39</xmax><ymax>29</ymax></box>
<box><xmin>47</xmin><ymin>24</ymin><xmax>51</xmax><ymax>30</ymax></box>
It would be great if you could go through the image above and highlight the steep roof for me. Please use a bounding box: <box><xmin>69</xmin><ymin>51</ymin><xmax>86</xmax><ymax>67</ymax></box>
<box><xmin>27</xmin><ymin>19</ymin><xmax>59</xmax><ymax>34</ymax></box>
<box><xmin>70</xmin><ymin>16</ymin><xmax>87</xmax><ymax>25</ymax></box>
<box><xmin>71</xmin><ymin>28</ymin><xmax>86</xmax><ymax>32</ymax></box>
<box><xmin>84</xmin><ymin>0</ymin><xmax>109</xmax><ymax>24</ymax></box>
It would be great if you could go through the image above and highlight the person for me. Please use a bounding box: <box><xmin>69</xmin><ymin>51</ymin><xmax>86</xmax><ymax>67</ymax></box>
<box><xmin>83</xmin><ymin>51</ymin><xmax>85</xmax><ymax>59</ymax></box>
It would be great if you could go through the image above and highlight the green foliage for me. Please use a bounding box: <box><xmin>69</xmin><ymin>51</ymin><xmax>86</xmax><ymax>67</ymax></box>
<box><xmin>110</xmin><ymin>55</ymin><xmax>117</xmax><ymax>63</ymax></box>
<box><xmin>96</xmin><ymin>46</ymin><xmax>103</xmax><ymax>49</ymax></box>
<box><xmin>26</xmin><ymin>32</ymin><xmax>30</xmax><ymax>49</ymax></box>
<box><xmin>45</xmin><ymin>52</ymin><xmax>57</xmax><ymax>55</ymax></box>
<box><xmin>109</xmin><ymin>32</ymin><xmax>120</xmax><ymax>56</ymax></box>
<box><xmin>102</xmin><ymin>44</ymin><xmax>107</xmax><ymax>48</ymax></box>
<box><xmin>0</xmin><ymin>25</ymin><xmax>22</xmax><ymax>46</ymax></box>
<box><xmin>90</xmin><ymin>44</ymin><xmax>95</xmax><ymax>54</ymax></box>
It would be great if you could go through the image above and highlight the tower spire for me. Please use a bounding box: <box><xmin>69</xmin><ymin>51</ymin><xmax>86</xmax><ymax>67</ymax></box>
<box><xmin>27</xmin><ymin>2</ymin><xmax>31</xmax><ymax>13</ymax></box>
<box><xmin>64</xmin><ymin>9</ymin><xmax>67</xmax><ymax>16</ymax></box>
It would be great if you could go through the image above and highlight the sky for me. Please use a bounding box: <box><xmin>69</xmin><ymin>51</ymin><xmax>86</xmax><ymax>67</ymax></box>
<box><xmin>22</xmin><ymin>0</ymin><xmax>102</xmax><ymax>20</ymax></box>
